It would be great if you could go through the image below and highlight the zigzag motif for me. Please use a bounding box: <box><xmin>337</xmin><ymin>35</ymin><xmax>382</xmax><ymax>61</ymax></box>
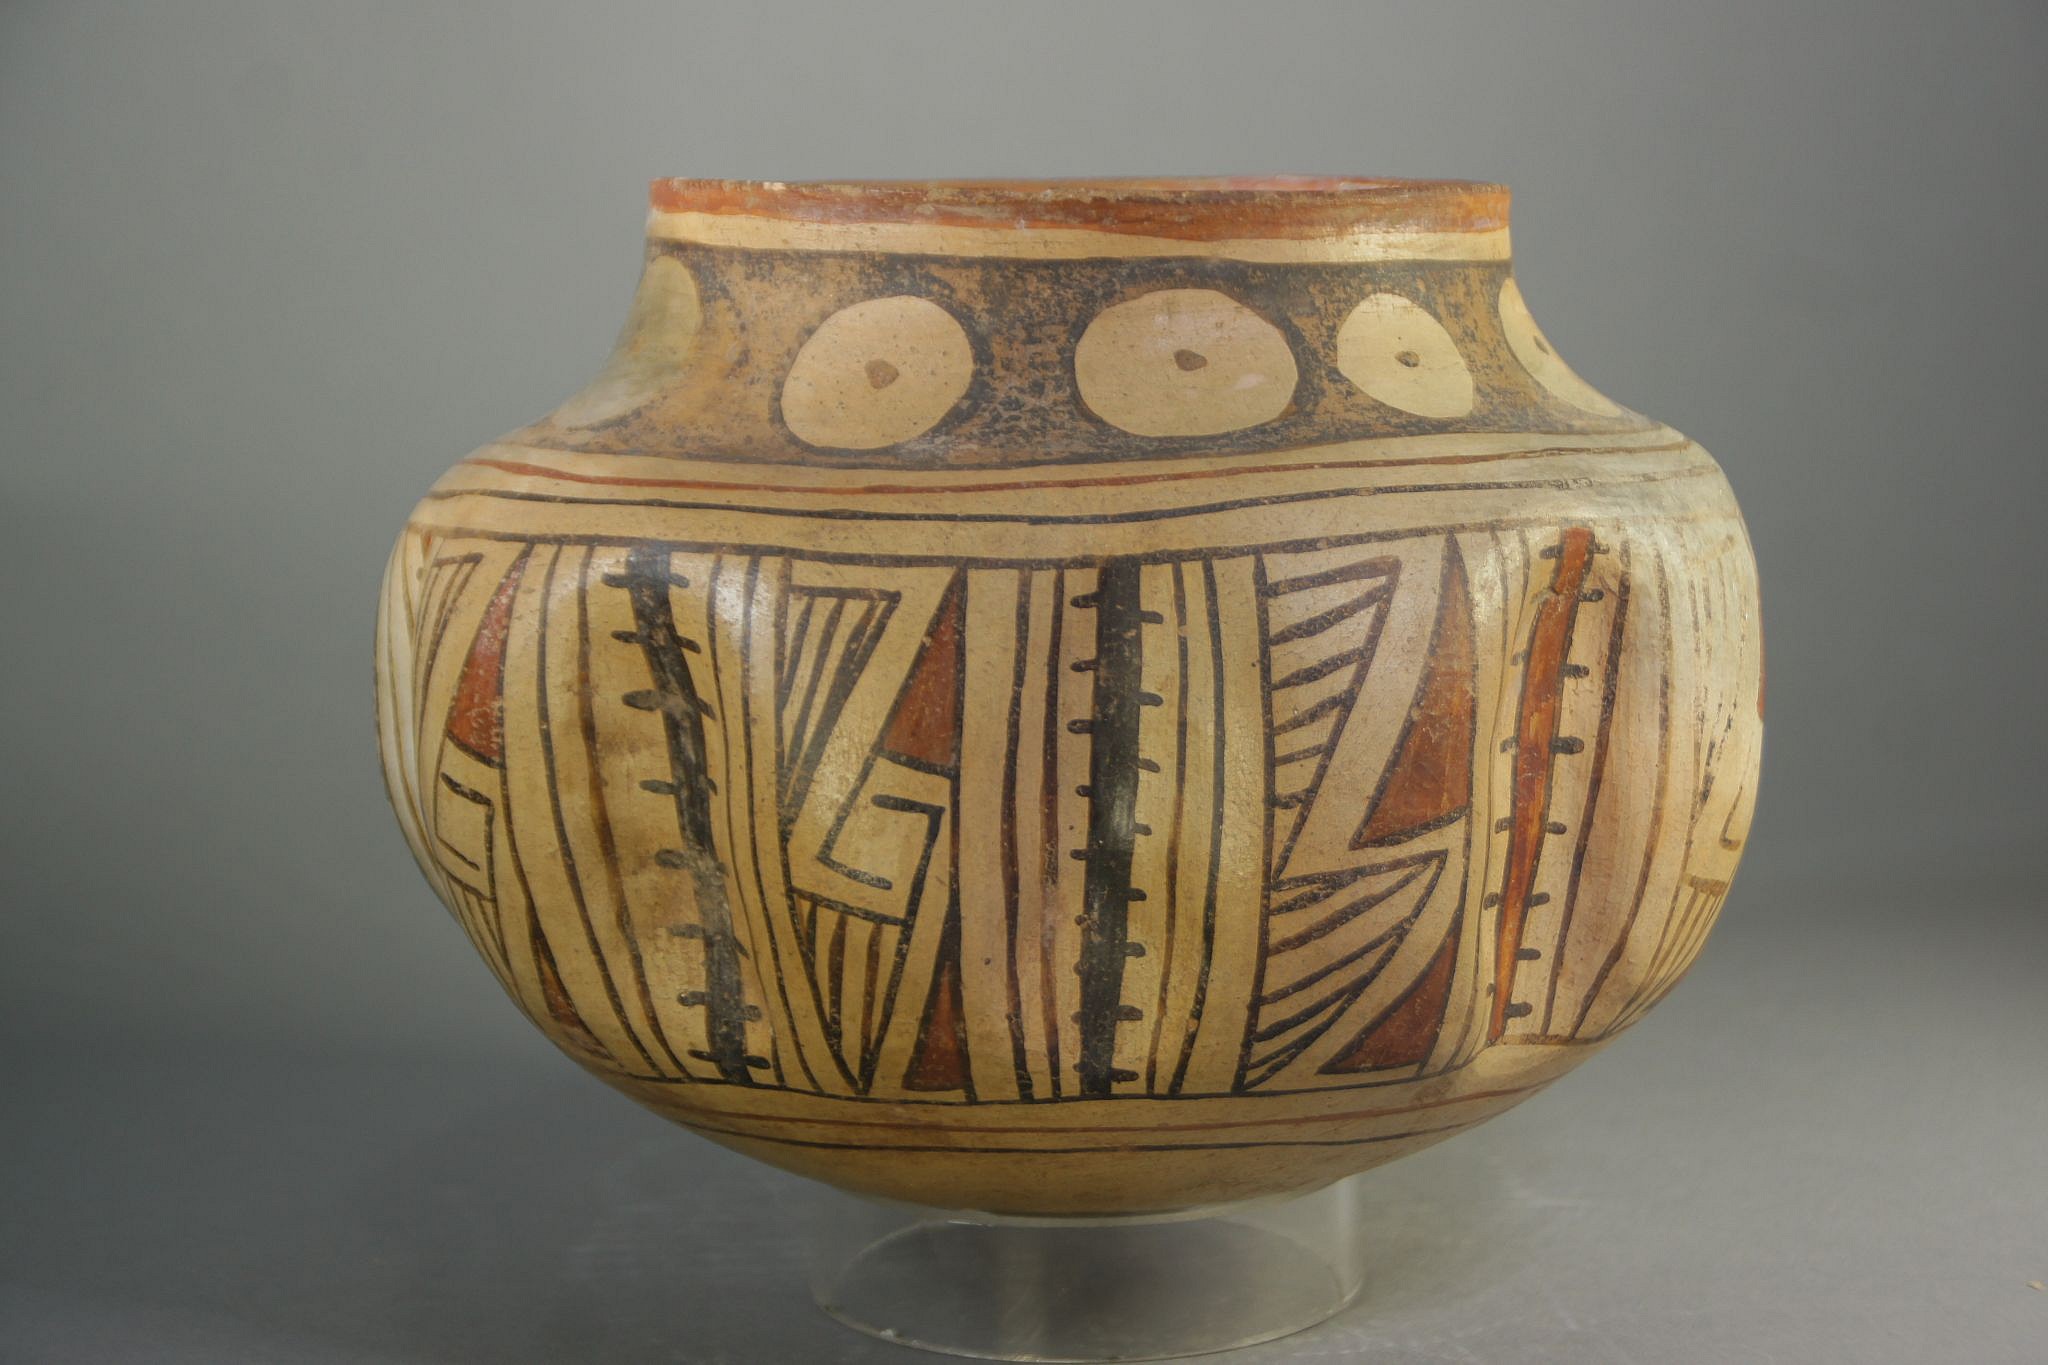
<box><xmin>1243</xmin><ymin>539</ymin><xmax>1476</xmax><ymax>1089</ymax></box>
<box><xmin>777</xmin><ymin>566</ymin><xmax>962</xmax><ymax>1092</ymax></box>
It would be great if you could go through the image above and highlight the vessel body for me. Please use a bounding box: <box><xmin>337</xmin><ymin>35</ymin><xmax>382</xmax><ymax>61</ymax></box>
<box><xmin>375</xmin><ymin>179</ymin><xmax>1762</xmax><ymax>1215</ymax></box>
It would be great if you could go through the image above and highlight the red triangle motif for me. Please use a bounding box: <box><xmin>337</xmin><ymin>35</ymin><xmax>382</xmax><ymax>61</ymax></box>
<box><xmin>1321</xmin><ymin>919</ymin><xmax>1459</xmax><ymax>1073</ymax></box>
<box><xmin>880</xmin><ymin>575</ymin><xmax>964</xmax><ymax>771</ymax></box>
<box><xmin>902</xmin><ymin>901</ymin><xmax>970</xmax><ymax>1093</ymax></box>
<box><xmin>445</xmin><ymin>554</ymin><xmax>526</xmax><ymax>765</ymax></box>
<box><xmin>532</xmin><ymin>912</ymin><xmax>609</xmax><ymax>1060</ymax></box>
<box><xmin>1354</xmin><ymin>545</ymin><xmax>1475</xmax><ymax>846</ymax></box>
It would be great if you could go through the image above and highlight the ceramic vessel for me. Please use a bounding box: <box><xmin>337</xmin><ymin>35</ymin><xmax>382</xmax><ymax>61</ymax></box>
<box><xmin>376</xmin><ymin>178</ymin><xmax>1762</xmax><ymax>1216</ymax></box>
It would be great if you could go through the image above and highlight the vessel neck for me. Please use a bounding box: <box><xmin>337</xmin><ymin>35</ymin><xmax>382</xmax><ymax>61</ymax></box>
<box><xmin>515</xmin><ymin>176</ymin><xmax>1649</xmax><ymax>467</ymax></box>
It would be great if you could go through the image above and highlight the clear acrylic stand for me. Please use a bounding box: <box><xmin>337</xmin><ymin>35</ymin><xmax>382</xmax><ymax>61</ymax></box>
<box><xmin>806</xmin><ymin>1177</ymin><xmax>1366</xmax><ymax>1361</ymax></box>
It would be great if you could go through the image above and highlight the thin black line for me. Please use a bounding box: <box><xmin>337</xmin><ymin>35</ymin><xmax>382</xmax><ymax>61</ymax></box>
<box><xmin>775</xmin><ymin>593</ymin><xmax>834</xmax><ymax>817</ymax></box>
<box><xmin>857</xmin><ymin>792</ymin><xmax>946</xmax><ymax>1094</ymax></box>
<box><xmin>852</xmin><ymin>921</ymin><xmax>881</xmax><ymax>1070</ymax></box>
<box><xmin>777</xmin><ymin>592</ymin><xmax>818</xmax><ymax>718</ymax></box>
<box><xmin>1268</xmin><ymin>560</ymin><xmax>1399</xmax><ymax>879</ymax></box>
<box><xmin>1319</xmin><ymin>903</ymin><xmax>1465</xmax><ymax>1078</ymax></box>
<box><xmin>1541</xmin><ymin>570</ymin><xmax>1630</xmax><ymax>1034</ymax></box>
<box><xmin>1573</xmin><ymin>549</ymin><xmax>1671</xmax><ymax>1038</ymax></box>
<box><xmin>765</xmin><ymin>561</ymin><xmax>863</xmax><ymax>1093</ymax></box>
<box><xmin>1234</xmin><ymin>554</ymin><xmax>1280</xmax><ymax>1093</ymax></box>
<box><xmin>662</xmin><ymin>1115</ymin><xmax>1485</xmax><ymax>1156</ymax></box>
<box><xmin>535</xmin><ymin>545</ymin><xmax>660</xmax><ymax>1072</ymax></box>
<box><xmin>795</xmin><ymin>889</ymin><xmax>910</xmax><ymax>930</ymax></box>
<box><xmin>483</xmin><ymin>551</ymin><xmax>544</xmax><ymax>999</ymax></box>
<box><xmin>1261</xmin><ymin>556</ymin><xmax>1400</xmax><ymax>598</ymax></box>
<box><xmin>1002</xmin><ymin>572</ymin><xmax>1035</xmax><ymax>1100</ymax></box>
<box><xmin>575</xmin><ymin>550</ymin><xmax>693</xmax><ymax>1076</ymax></box>
<box><xmin>489</xmin><ymin>557</ymin><xmax>602</xmax><ymax>1063</ymax></box>
<box><xmin>1172</xmin><ymin>561</ymin><xmax>1230</xmax><ymax>1094</ymax></box>
<box><xmin>1345</xmin><ymin>547</ymin><xmax>1459</xmax><ymax>852</ymax></box>
<box><xmin>406</xmin><ymin>504</ymin><xmax>1718</xmax><ymax>570</ymax></box>
<box><xmin>1267</xmin><ymin>581</ymin><xmax>1394</xmax><ymax>648</ymax></box>
<box><xmin>1270</xmin><ymin>644</ymin><xmax>1374</xmax><ymax>693</ymax></box>
<box><xmin>1039</xmin><ymin>568</ymin><xmax>1068</xmax><ymax>1100</ymax></box>
<box><xmin>433</xmin><ymin>767</ymin><xmax>507</xmax><ymax>971</ymax></box>
<box><xmin>1243</xmin><ymin>859</ymin><xmax>1447</xmax><ymax>1086</ymax></box>
<box><xmin>1438</xmin><ymin>559</ymin><xmax>1482</xmax><ymax>1074</ymax></box>
<box><xmin>507</xmin><ymin>424</ymin><xmax>1681</xmax><ymax>470</ymax></box>
<box><xmin>421</xmin><ymin>463</ymin><xmax>1714</xmax><ymax>528</ymax></box>
<box><xmin>944</xmin><ymin>575</ymin><xmax>973</xmax><ymax>1103</ymax></box>
<box><xmin>1253</xmin><ymin>932</ymin><xmax>1407</xmax><ymax>1036</ymax></box>
<box><xmin>1267</xmin><ymin>858</ymin><xmax>1440</xmax><ymax>955</ymax></box>
<box><xmin>1258</xmin><ymin>908</ymin><xmax>1425</xmax><ymax>1007</ymax></box>
<box><xmin>1150</xmin><ymin>563</ymin><xmax>1191</xmax><ymax>1094</ymax></box>
<box><xmin>609</xmin><ymin>1027</ymin><xmax>1591</xmax><ymax>1101</ymax></box>
<box><xmin>1270</xmin><ymin>688</ymin><xmax>1356</xmax><ymax>736</ymax></box>
<box><xmin>810</xmin><ymin>587</ymin><xmax>944</xmax><ymax>892</ymax></box>
<box><xmin>1492</xmin><ymin>529</ymin><xmax>1594</xmax><ymax>1031</ymax></box>
<box><xmin>417</xmin><ymin>554</ymin><xmax>482</xmax><ymax>719</ymax></box>
<box><xmin>738</xmin><ymin>556</ymin><xmax>830</xmax><ymax>1093</ymax></box>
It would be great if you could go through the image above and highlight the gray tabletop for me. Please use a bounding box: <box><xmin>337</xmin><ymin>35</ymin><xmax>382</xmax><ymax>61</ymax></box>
<box><xmin>5</xmin><ymin>893</ymin><xmax>2040</xmax><ymax>1363</ymax></box>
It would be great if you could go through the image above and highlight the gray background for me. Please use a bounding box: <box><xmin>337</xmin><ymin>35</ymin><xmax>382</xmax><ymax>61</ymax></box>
<box><xmin>4</xmin><ymin>2</ymin><xmax>2043</xmax><ymax>1361</ymax></box>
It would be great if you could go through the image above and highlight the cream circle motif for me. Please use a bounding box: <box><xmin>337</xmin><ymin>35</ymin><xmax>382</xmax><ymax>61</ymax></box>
<box><xmin>553</xmin><ymin>255</ymin><xmax>703</xmax><ymax>427</ymax></box>
<box><xmin>1498</xmin><ymin>277</ymin><xmax>1623</xmax><ymax>416</ymax></box>
<box><xmin>1074</xmin><ymin>288</ymin><xmax>1298</xmax><ymax>437</ymax></box>
<box><xmin>1334</xmin><ymin>293</ymin><xmax>1474</xmax><ymax>419</ymax></box>
<box><xmin>780</xmin><ymin>296</ymin><xmax>975</xmax><ymax>449</ymax></box>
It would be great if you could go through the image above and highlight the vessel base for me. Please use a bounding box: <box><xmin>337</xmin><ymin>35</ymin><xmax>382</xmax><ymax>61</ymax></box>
<box><xmin>806</xmin><ymin>1179</ymin><xmax>1366</xmax><ymax>1361</ymax></box>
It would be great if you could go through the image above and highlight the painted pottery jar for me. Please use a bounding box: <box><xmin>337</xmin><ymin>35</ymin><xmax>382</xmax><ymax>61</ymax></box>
<box><xmin>376</xmin><ymin>178</ymin><xmax>1762</xmax><ymax>1216</ymax></box>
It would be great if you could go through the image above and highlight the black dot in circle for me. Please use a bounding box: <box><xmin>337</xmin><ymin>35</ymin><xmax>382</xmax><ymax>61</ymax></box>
<box><xmin>865</xmin><ymin>359</ymin><xmax>900</xmax><ymax>389</ymax></box>
<box><xmin>1173</xmin><ymin>349</ymin><xmax>1209</xmax><ymax>372</ymax></box>
<box><xmin>1394</xmin><ymin>350</ymin><xmax>1421</xmax><ymax>368</ymax></box>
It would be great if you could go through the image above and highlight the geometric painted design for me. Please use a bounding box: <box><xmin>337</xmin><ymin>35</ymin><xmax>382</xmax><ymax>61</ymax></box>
<box><xmin>378</xmin><ymin>505</ymin><xmax>1757</xmax><ymax>1106</ymax></box>
<box><xmin>371</xmin><ymin>176</ymin><xmax>1771</xmax><ymax>1219</ymax></box>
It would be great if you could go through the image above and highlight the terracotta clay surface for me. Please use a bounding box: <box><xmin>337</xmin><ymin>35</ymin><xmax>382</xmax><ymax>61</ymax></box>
<box><xmin>376</xmin><ymin>178</ymin><xmax>1762</xmax><ymax>1215</ymax></box>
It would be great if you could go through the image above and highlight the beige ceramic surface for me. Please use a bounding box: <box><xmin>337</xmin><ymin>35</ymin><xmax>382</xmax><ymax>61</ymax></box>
<box><xmin>375</xmin><ymin>178</ymin><xmax>1762</xmax><ymax>1216</ymax></box>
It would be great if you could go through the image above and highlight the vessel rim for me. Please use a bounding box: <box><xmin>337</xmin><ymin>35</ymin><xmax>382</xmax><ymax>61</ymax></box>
<box><xmin>648</xmin><ymin>176</ymin><xmax>1510</xmax><ymax>240</ymax></box>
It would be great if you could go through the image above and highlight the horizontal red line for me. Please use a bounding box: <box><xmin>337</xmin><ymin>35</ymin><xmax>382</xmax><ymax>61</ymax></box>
<box><xmin>624</xmin><ymin>1078</ymin><xmax>1548</xmax><ymax>1138</ymax></box>
<box><xmin>465</xmin><ymin>439</ymin><xmax>1686</xmax><ymax>501</ymax></box>
<box><xmin>668</xmin><ymin>1115</ymin><xmax>1485</xmax><ymax>1155</ymax></box>
<box><xmin>648</xmin><ymin>178</ymin><xmax>1512</xmax><ymax>240</ymax></box>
